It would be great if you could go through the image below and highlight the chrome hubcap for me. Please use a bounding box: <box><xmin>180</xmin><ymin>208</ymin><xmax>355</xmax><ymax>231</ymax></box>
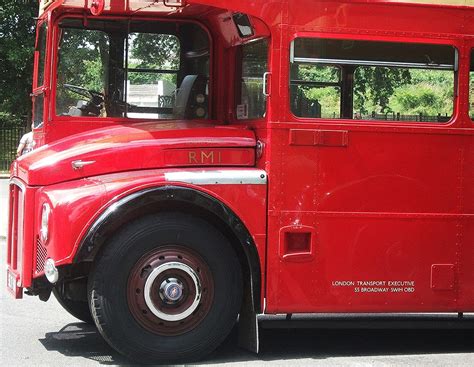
<box><xmin>144</xmin><ymin>262</ymin><xmax>201</xmax><ymax>322</ymax></box>
<box><xmin>160</xmin><ymin>278</ymin><xmax>184</xmax><ymax>303</ymax></box>
<box><xmin>127</xmin><ymin>246</ymin><xmax>214</xmax><ymax>335</ymax></box>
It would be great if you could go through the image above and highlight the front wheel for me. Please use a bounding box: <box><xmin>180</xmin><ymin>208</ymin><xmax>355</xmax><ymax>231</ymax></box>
<box><xmin>88</xmin><ymin>213</ymin><xmax>242</xmax><ymax>363</ymax></box>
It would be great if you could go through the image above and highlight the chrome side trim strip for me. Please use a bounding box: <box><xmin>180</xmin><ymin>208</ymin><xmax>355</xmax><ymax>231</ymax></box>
<box><xmin>164</xmin><ymin>169</ymin><xmax>267</xmax><ymax>185</ymax></box>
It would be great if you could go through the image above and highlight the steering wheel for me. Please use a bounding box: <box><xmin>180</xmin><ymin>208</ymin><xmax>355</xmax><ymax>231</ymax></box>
<box><xmin>64</xmin><ymin>84</ymin><xmax>104</xmax><ymax>100</ymax></box>
<box><xmin>64</xmin><ymin>84</ymin><xmax>105</xmax><ymax>116</ymax></box>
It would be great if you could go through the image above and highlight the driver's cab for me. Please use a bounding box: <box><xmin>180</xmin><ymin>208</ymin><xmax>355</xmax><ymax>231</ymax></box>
<box><xmin>31</xmin><ymin>1</ymin><xmax>272</xmax><ymax>146</ymax></box>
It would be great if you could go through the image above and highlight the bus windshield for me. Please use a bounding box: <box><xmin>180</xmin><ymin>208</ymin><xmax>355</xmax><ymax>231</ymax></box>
<box><xmin>55</xmin><ymin>18</ymin><xmax>210</xmax><ymax>120</ymax></box>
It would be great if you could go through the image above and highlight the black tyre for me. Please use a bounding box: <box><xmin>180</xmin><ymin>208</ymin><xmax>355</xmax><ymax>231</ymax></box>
<box><xmin>88</xmin><ymin>213</ymin><xmax>242</xmax><ymax>363</ymax></box>
<box><xmin>53</xmin><ymin>287</ymin><xmax>93</xmax><ymax>324</ymax></box>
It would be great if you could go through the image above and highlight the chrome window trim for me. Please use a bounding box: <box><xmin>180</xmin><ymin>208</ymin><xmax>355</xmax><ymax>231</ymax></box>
<box><xmin>293</xmin><ymin>57</ymin><xmax>454</xmax><ymax>70</ymax></box>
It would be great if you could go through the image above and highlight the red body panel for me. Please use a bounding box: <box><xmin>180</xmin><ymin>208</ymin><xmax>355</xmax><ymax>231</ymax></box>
<box><xmin>7</xmin><ymin>0</ymin><xmax>474</xmax><ymax>316</ymax></box>
<box><xmin>17</xmin><ymin>121</ymin><xmax>256</xmax><ymax>186</ymax></box>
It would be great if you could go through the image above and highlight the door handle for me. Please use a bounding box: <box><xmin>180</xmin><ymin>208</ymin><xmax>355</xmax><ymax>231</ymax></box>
<box><xmin>262</xmin><ymin>72</ymin><xmax>271</xmax><ymax>97</ymax></box>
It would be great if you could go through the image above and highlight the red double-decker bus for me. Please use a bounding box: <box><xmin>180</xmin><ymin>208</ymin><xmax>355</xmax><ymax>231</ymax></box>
<box><xmin>6</xmin><ymin>0</ymin><xmax>474</xmax><ymax>362</ymax></box>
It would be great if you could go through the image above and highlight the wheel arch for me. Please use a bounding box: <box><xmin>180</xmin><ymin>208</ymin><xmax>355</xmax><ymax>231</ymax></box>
<box><xmin>74</xmin><ymin>185</ymin><xmax>262</xmax><ymax>313</ymax></box>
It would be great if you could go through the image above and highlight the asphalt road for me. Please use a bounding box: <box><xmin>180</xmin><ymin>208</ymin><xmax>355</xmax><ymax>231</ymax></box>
<box><xmin>1</xmin><ymin>177</ymin><xmax>474</xmax><ymax>366</ymax></box>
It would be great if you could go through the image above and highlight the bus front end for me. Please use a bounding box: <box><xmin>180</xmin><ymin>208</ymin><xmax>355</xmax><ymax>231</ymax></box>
<box><xmin>7</xmin><ymin>0</ymin><xmax>272</xmax><ymax>363</ymax></box>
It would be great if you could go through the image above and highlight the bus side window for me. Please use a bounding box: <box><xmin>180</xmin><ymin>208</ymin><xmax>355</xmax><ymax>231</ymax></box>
<box><xmin>290</xmin><ymin>64</ymin><xmax>340</xmax><ymax>118</ymax></box>
<box><xmin>290</xmin><ymin>38</ymin><xmax>456</xmax><ymax>123</ymax></box>
<box><xmin>235</xmin><ymin>39</ymin><xmax>268</xmax><ymax>120</ymax></box>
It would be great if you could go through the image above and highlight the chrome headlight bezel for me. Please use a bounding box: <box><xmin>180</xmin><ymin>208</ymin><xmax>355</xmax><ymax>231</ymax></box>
<box><xmin>40</xmin><ymin>202</ymin><xmax>51</xmax><ymax>244</ymax></box>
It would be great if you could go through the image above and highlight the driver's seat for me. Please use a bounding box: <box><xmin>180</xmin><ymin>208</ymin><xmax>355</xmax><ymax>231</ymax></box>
<box><xmin>173</xmin><ymin>75</ymin><xmax>207</xmax><ymax>119</ymax></box>
<box><xmin>68</xmin><ymin>101</ymin><xmax>89</xmax><ymax>116</ymax></box>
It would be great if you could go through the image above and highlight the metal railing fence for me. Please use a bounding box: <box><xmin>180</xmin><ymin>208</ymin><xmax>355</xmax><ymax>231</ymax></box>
<box><xmin>0</xmin><ymin>127</ymin><xmax>26</xmax><ymax>172</ymax></box>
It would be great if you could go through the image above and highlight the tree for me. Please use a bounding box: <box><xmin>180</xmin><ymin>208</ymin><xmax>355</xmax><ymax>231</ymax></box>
<box><xmin>0</xmin><ymin>0</ymin><xmax>37</xmax><ymax>126</ymax></box>
<box><xmin>354</xmin><ymin>66</ymin><xmax>412</xmax><ymax>114</ymax></box>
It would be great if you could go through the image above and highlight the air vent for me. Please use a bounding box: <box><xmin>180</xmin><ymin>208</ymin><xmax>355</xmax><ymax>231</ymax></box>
<box><xmin>35</xmin><ymin>236</ymin><xmax>47</xmax><ymax>274</ymax></box>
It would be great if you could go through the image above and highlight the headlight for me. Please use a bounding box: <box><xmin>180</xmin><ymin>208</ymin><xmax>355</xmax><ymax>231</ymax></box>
<box><xmin>40</xmin><ymin>203</ymin><xmax>51</xmax><ymax>243</ymax></box>
<box><xmin>44</xmin><ymin>258</ymin><xmax>59</xmax><ymax>284</ymax></box>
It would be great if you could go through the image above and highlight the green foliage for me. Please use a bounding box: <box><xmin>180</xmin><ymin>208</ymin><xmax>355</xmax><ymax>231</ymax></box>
<box><xmin>390</xmin><ymin>83</ymin><xmax>452</xmax><ymax>116</ymax></box>
<box><xmin>127</xmin><ymin>34</ymin><xmax>179</xmax><ymax>86</ymax></box>
<box><xmin>0</xmin><ymin>0</ymin><xmax>37</xmax><ymax>124</ymax></box>
<box><xmin>128</xmin><ymin>70</ymin><xmax>176</xmax><ymax>85</ymax></box>
<box><xmin>304</xmin><ymin>87</ymin><xmax>340</xmax><ymax>117</ymax></box>
<box><xmin>129</xmin><ymin>33</ymin><xmax>179</xmax><ymax>70</ymax></box>
<box><xmin>354</xmin><ymin>67</ymin><xmax>412</xmax><ymax>113</ymax></box>
<box><xmin>389</xmin><ymin>69</ymin><xmax>453</xmax><ymax>116</ymax></box>
<box><xmin>57</xmin><ymin>28</ymin><xmax>109</xmax><ymax>93</ymax></box>
<box><xmin>297</xmin><ymin>64</ymin><xmax>340</xmax><ymax>83</ymax></box>
<box><xmin>55</xmin><ymin>28</ymin><xmax>109</xmax><ymax>112</ymax></box>
<box><xmin>293</xmin><ymin>65</ymin><xmax>341</xmax><ymax>117</ymax></box>
<box><xmin>0</xmin><ymin>112</ymin><xmax>24</xmax><ymax>127</ymax></box>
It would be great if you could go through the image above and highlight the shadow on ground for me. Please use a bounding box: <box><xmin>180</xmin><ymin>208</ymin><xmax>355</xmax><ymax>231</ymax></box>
<box><xmin>39</xmin><ymin>323</ymin><xmax>128</xmax><ymax>365</ymax></box>
<box><xmin>39</xmin><ymin>320</ymin><xmax>474</xmax><ymax>365</ymax></box>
